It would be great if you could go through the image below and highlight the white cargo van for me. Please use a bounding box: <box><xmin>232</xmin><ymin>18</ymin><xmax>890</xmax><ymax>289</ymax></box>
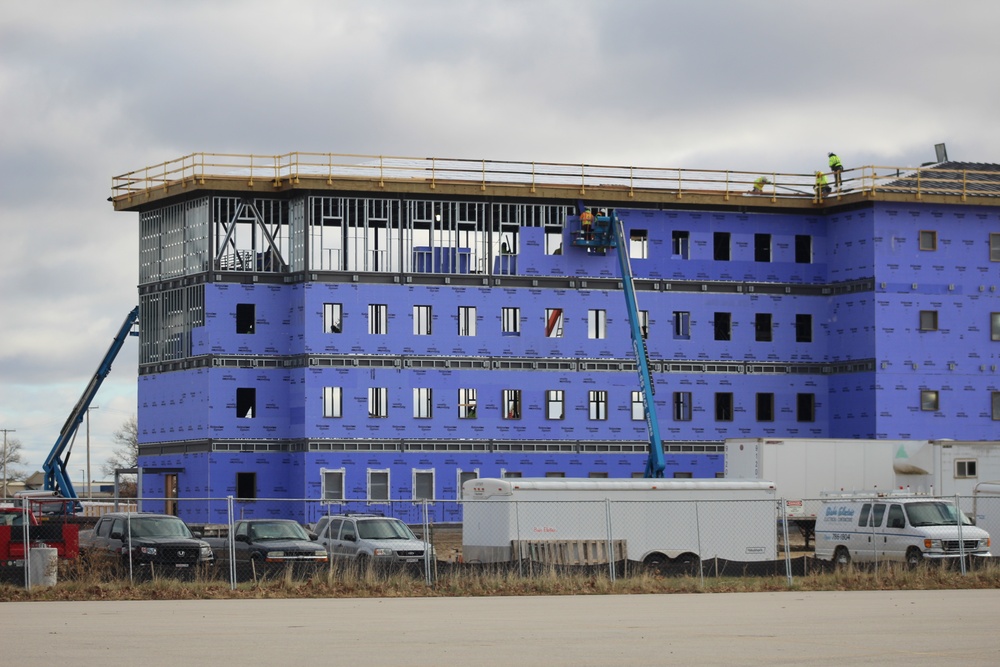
<box><xmin>814</xmin><ymin>495</ymin><xmax>991</xmax><ymax>566</ymax></box>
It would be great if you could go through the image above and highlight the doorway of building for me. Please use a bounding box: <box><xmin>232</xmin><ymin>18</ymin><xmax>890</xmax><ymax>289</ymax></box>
<box><xmin>164</xmin><ymin>473</ymin><xmax>178</xmax><ymax>516</ymax></box>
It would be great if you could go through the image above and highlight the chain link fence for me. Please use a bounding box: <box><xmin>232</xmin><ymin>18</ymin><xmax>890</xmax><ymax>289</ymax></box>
<box><xmin>3</xmin><ymin>494</ymin><xmax>998</xmax><ymax>589</ymax></box>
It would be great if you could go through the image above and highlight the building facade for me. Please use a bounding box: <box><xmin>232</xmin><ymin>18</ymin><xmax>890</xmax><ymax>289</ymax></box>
<box><xmin>112</xmin><ymin>155</ymin><xmax>1000</xmax><ymax>523</ymax></box>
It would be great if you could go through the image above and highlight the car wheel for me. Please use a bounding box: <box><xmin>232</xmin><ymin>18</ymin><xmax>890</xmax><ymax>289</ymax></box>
<box><xmin>905</xmin><ymin>547</ymin><xmax>923</xmax><ymax>568</ymax></box>
<box><xmin>833</xmin><ymin>546</ymin><xmax>851</xmax><ymax>568</ymax></box>
<box><xmin>643</xmin><ymin>553</ymin><xmax>667</xmax><ymax>570</ymax></box>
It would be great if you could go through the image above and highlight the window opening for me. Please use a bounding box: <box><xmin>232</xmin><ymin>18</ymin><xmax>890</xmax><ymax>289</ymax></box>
<box><xmin>956</xmin><ymin>460</ymin><xmax>977</xmax><ymax>478</ymax></box>
<box><xmin>236</xmin><ymin>388</ymin><xmax>256</xmax><ymax>418</ymax></box>
<box><xmin>588</xmin><ymin>309</ymin><xmax>607</xmax><ymax>339</ymax></box>
<box><xmin>714</xmin><ymin>312</ymin><xmax>731</xmax><ymax>341</ymax></box>
<box><xmin>797</xmin><ymin>393</ymin><xmax>816</xmax><ymax>422</ymax></box>
<box><xmin>672</xmin><ymin>231</ymin><xmax>690</xmax><ymax>259</ymax></box>
<box><xmin>630</xmin><ymin>230</ymin><xmax>648</xmax><ymax>259</ymax></box>
<box><xmin>673</xmin><ymin>311</ymin><xmax>691</xmax><ymax>340</ymax></box>
<box><xmin>502</xmin><ymin>307</ymin><xmax>520</xmax><ymax>336</ymax></box>
<box><xmin>631</xmin><ymin>391</ymin><xmax>645</xmax><ymax>420</ymax></box>
<box><xmin>368</xmin><ymin>304</ymin><xmax>387</xmax><ymax>335</ymax></box>
<box><xmin>458</xmin><ymin>306</ymin><xmax>477</xmax><ymax>336</ymax></box>
<box><xmin>414</xmin><ymin>305</ymin><xmax>432</xmax><ymax>336</ymax></box>
<box><xmin>919</xmin><ymin>230</ymin><xmax>937</xmax><ymax>251</ymax></box>
<box><xmin>756</xmin><ymin>393</ymin><xmax>774</xmax><ymax>421</ymax></box>
<box><xmin>919</xmin><ymin>310</ymin><xmax>938</xmax><ymax>331</ymax></box>
<box><xmin>545</xmin><ymin>308</ymin><xmax>564</xmax><ymax>338</ymax></box>
<box><xmin>920</xmin><ymin>390</ymin><xmax>939</xmax><ymax>412</ymax></box>
<box><xmin>754</xmin><ymin>233</ymin><xmax>771</xmax><ymax>262</ymax></box>
<box><xmin>503</xmin><ymin>389</ymin><xmax>522</xmax><ymax>419</ymax></box>
<box><xmin>324</xmin><ymin>302</ymin><xmax>342</xmax><ymax>333</ymax></box>
<box><xmin>413</xmin><ymin>470</ymin><xmax>434</xmax><ymax>500</ymax></box>
<box><xmin>715</xmin><ymin>393</ymin><xmax>734</xmax><ymax>421</ymax></box>
<box><xmin>322</xmin><ymin>469</ymin><xmax>344</xmax><ymax>502</ymax></box>
<box><xmin>368</xmin><ymin>470</ymin><xmax>389</xmax><ymax>502</ymax></box>
<box><xmin>755</xmin><ymin>313</ymin><xmax>773</xmax><ymax>342</ymax></box>
<box><xmin>795</xmin><ymin>235</ymin><xmax>812</xmax><ymax>264</ymax></box>
<box><xmin>714</xmin><ymin>232</ymin><xmax>730</xmax><ymax>261</ymax></box>
<box><xmin>459</xmin><ymin>388</ymin><xmax>477</xmax><ymax>419</ymax></box>
<box><xmin>795</xmin><ymin>314</ymin><xmax>812</xmax><ymax>342</ymax></box>
<box><xmin>236</xmin><ymin>303</ymin><xmax>255</xmax><ymax>334</ymax></box>
<box><xmin>369</xmin><ymin>387</ymin><xmax>388</xmax><ymax>418</ymax></box>
<box><xmin>673</xmin><ymin>392</ymin><xmax>692</xmax><ymax>421</ymax></box>
<box><xmin>414</xmin><ymin>388</ymin><xmax>433</xmax><ymax>419</ymax></box>
<box><xmin>323</xmin><ymin>386</ymin><xmax>342</xmax><ymax>418</ymax></box>
<box><xmin>236</xmin><ymin>472</ymin><xmax>256</xmax><ymax>500</ymax></box>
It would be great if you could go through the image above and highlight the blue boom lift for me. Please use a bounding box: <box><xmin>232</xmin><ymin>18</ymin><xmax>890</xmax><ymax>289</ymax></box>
<box><xmin>42</xmin><ymin>306</ymin><xmax>139</xmax><ymax>510</ymax></box>
<box><xmin>569</xmin><ymin>207</ymin><xmax>666</xmax><ymax>478</ymax></box>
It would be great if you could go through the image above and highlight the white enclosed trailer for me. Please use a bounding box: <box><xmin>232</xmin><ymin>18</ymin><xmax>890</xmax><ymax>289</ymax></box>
<box><xmin>461</xmin><ymin>478</ymin><xmax>777</xmax><ymax>566</ymax></box>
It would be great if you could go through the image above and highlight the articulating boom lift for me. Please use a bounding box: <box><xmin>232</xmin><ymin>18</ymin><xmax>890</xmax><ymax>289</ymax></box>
<box><xmin>569</xmin><ymin>207</ymin><xmax>666</xmax><ymax>478</ymax></box>
<box><xmin>42</xmin><ymin>306</ymin><xmax>139</xmax><ymax>510</ymax></box>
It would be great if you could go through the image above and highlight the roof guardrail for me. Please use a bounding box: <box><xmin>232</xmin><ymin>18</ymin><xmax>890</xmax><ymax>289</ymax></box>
<box><xmin>110</xmin><ymin>152</ymin><xmax>999</xmax><ymax>204</ymax></box>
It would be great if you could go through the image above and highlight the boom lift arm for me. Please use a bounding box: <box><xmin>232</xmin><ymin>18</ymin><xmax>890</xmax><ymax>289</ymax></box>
<box><xmin>43</xmin><ymin>306</ymin><xmax>140</xmax><ymax>507</ymax></box>
<box><xmin>569</xmin><ymin>207</ymin><xmax>666</xmax><ymax>477</ymax></box>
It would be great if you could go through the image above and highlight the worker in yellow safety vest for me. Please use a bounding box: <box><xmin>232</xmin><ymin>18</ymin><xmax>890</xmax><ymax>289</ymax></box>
<box><xmin>815</xmin><ymin>171</ymin><xmax>831</xmax><ymax>197</ymax></box>
<box><xmin>751</xmin><ymin>176</ymin><xmax>770</xmax><ymax>194</ymax></box>
<box><xmin>828</xmin><ymin>152</ymin><xmax>843</xmax><ymax>189</ymax></box>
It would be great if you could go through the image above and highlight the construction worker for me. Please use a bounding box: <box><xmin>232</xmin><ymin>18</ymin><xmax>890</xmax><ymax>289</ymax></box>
<box><xmin>751</xmin><ymin>176</ymin><xmax>770</xmax><ymax>194</ymax></box>
<box><xmin>828</xmin><ymin>152</ymin><xmax>843</xmax><ymax>189</ymax></box>
<box><xmin>579</xmin><ymin>209</ymin><xmax>594</xmax><ymax>240</ymax></box>
<box><xmin>815</xmin><ymin>171</ymin><xmax>831</xmax><ymax>197</ymax></box>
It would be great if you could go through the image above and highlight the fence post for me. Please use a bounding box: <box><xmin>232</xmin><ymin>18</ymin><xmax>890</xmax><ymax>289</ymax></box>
<box><xmin>695</xmin><ymin>500</ymin><xmax>704</xmax><ymax>587</ymax></box>
<box><xmin>227</xmin><ymin>495</ymin><xmax>236</xmax><ymax>590</ymax></box>
<box><xmin>956</xmin><ymin>494</ymin><xmax>967</xmax><ymax>575</ymax></box>
<box><xmin>605</xmin><ymin>498</ymin><xmax>615</xmax><ymax>583</ymax></box>
<box><xmin>514</xmin><ymin>500</ymin><xmax>522</xmax><ymax>578</ymax></box>
<box><xmin>22</xmin><ymin>503</ymin><xmax>31</xmax><ymax>590</ymax></box>
<box><xmin>422</xmin><ymin>500</ymin><xmax>433</xmax><ymax>586</ymax></box>
<box><xmin>780</xmin><ymin>498</ymin><xmax>793</xmax><ymax>587</ymax></box>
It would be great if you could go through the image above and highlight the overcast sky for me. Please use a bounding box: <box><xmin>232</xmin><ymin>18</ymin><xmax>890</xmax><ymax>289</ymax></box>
<box><xmin>2</xmin><ymin>1</ymin><xmax>998</xmax><ymax>478</ymax></box>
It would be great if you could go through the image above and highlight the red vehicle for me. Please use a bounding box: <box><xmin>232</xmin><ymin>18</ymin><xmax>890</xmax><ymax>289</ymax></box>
<box><xmin>0</xmin><ymin>507</ymin><xmax>80</xmax><ymax>564</ymax></box>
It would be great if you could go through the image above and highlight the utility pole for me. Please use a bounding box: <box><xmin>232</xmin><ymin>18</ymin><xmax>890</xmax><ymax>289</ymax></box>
<box><xmin>86</xmin><ymin>407</ymin><xmax>99</xmax><ymax>501</ymax></box>
<box><xmin>1</xmin><ymin>428</ymin><xmax>16</xmax><ymax>499</ymax></box>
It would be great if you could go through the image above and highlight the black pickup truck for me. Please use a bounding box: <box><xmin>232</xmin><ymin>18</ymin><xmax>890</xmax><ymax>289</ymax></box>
<box><xmin>204</xmin><ymin>519</ymin><xmax>327</xmax><ymax>565</ymax></box>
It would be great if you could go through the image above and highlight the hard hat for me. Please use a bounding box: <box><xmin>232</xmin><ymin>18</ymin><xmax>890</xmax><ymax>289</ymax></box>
<box><xmin>828</xmin><ymin>152</ymin><xmax>835</xmax><ymax>156</ymax></box>
<box><xmin>816</xmin><ymin>170</ymin><xmax>822</xmax><ymax>175</ymax></box>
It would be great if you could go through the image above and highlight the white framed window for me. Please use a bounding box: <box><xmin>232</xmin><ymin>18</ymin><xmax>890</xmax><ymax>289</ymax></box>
<box><xmin>367</xmin><ymin>469</ymin><xmax>389</xmax><ymax>503</ymax></box>
<box><xmin>413</xmin><ymin>470</ymin><xmax>435</xmax><ymax>501</ymax></box>
<box><xmin>631</xmin><ymin>391</ymin><xmax>645</xmax><ymax>421</ymax></box>
<box><xmin>955</xmin><ymin>460</ymin><xmax>977</xmax><ymax>479</ymax></box>
<box><xmin>458</xmin><ymin>306</ymin><xmax>477</xmax><ymax>336</ymax></box>
<box><xmin>413</xmin><ymin>387</ymin><xmax>432</xmax><ymax>419</ymax></box>
<box><xmin>589</xmin><ymin>390</ymin><xmax>608</xmax><ymax>420</ymax></box>
<box><xmin>588</xmin><ymin>309</ymin><xmax>607</xmax><ymax>339</ymax></box>
<box><xmin>323</xmin><ymin>386</ymin><xmax>342</xmax><ymax>418</ymax></box>
<box><xmin>321</xmin><ymin>468</ymin><xmax>345</xmax><ymax>503</ymax></box>
<box><xmin>546</xmin><ymin>390</ymin><xmax>565</xmax><ymax>420</ymax></box>
<box><xmin>457</xmin><ymin>469</ymin><xmax>478</xmax><ymax>495</ymax></box>
<box><xmin>368</xmin><ymin>387</ymin><xmax>388</xmax><ymax>418</ymax></box>
<box><xmin>413</xmin><ymin>305</ymin><xmax>432</xmax><ymax>335</ymax></box>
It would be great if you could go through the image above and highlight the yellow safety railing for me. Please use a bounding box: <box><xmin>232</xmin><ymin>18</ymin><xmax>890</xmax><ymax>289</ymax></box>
<box><xmin>110</xmin><ymin>152</ymin><xmax>997</xmax><ymax>204</ymax></box>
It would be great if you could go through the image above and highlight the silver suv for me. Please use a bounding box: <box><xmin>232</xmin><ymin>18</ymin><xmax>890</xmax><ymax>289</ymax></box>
<box><xmin>314</xmin><ymin>514</ymin><xmax>432</xmax><ymax>565</ymax></box>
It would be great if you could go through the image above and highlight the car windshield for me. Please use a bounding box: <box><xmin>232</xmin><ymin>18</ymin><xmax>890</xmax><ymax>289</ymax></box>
<box><xmin>905</xmin><ymin>502</ymin><xmax>973</xmax><ymax>527</ymax></box>
<box><xmin>128</xmin><ymin>517</ymin><xmax>194</xmax><ymax>538</ymax></box>
<box><xmin>249</xmin><ymin>521</ymin><xmax>309</xmax><ymax>541</ymax></box>
<box><xmin>357</xmin><ymin>519</ymin><xmax>416</xmax><ymax>540</ymax></box>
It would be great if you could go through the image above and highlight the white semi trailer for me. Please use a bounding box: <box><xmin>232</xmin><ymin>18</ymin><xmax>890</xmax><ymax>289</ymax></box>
<box><xmin>461</xmin><ymin>478</ymin><xmax>777</xmax><ymax>566</ymax></box>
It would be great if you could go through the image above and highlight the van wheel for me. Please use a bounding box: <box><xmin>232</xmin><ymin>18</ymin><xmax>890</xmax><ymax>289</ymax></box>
<box><xmin>905</xmin><ymin>547</ymin><xmax>923</xmax><ymax>568</ymax></box>
<box><xmin>833</xmin><ymin>546</ymin><xmax>851</xmax><ymax>568</ymax></box>
<box><xmin>673</xmin><ymin>552</ymin><xmax>701</xmax><ymax>575</ymax></box>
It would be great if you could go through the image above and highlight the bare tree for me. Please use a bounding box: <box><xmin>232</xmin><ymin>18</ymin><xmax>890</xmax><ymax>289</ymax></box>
<box><xmin>2</xmin><ymin>437</ymin><xmax>25</xmax><ymax>496</ymax></box>
<box><xmin>102</xmin><ymin>415</ymin><xmax>138</xmax><ymax>476</ymax></box>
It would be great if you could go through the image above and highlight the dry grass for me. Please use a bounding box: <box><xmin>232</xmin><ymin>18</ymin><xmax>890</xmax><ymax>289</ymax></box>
<box><xmin>2</xmin><ymin>558</ymin><xmax>999</xmax><ymax>602</ymax></box>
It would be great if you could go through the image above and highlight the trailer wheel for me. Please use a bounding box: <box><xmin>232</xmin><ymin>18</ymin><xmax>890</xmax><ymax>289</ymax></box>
<box><xmin>905</xmin><ymin>547</ymin><xmax>923</xmax><ymax>568</ymax></box>
<box><xmin>643</xmin><ymin>553</ymin><xmax>668</xmax><ymax>569</ymax></box>
<box><xmin>833</xmin><ymin>546</ymin><xmax>851</xmax><ymax>568</ymax></box>
<box><xmin>672</xmin><ymin>552</ymin><xmax>701</xmax><ymax>575</ymax></box>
